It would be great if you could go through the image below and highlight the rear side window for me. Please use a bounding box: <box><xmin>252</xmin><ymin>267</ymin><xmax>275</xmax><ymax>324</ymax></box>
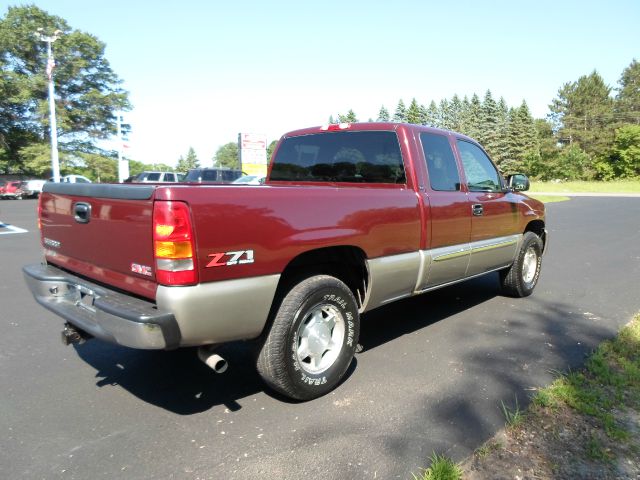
<box><xmin>270</xmin><ymin>131</ymin><xmax>406</xmax><ymax>183</ymax></box>
<box><xmin>147</xmin><ymin>173</ymin><xmax>161</xmax><ymax>181</ymax></box>
<box><xmin>202</xmin><ymin>170</ymin><xmax>218</xmax><ymax>181</ymax></box>
<box><xmin>420</xmin><ymin>133</ymin><xmax>460</xmax><ymax>191</ymax></box>
<box><xmin>221</xmin><ymin>170</ymin><xmax>241</xmax><ymax>182</ymax></box>
<box><xmin>164</xmin><ymin>173</ymin><xmax>176</xmax><ymax>182</ymax></box>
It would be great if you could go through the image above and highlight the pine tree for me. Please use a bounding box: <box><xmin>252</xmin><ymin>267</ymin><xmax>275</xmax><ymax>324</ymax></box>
<box><xmin>393</xmin><ymin>99</ymin><xmax>407</xmax><ymax>122</ymax></box>
<box><xmin>425</xmin><ymin>101</ymin><xmax>439</xmax><ymax>127</ymax></box>
<box><xmin>418</xmin><ymin>104</ymin><xmax>429</xmax><ymax>125</ymax></box>
<box><xmin>439</xmin><ymin>99</ymin><xmax>453</xmax><ymax>130</ymax></box>
<box><xmin>466</xmin><ymin>94</ymin><xmax>483</xmax><ymax>140</ymax></box>
<box><xmin>406</xmin><ymin>98</ymin><xmax>421</xmax><ymax>124</ymax></box>
<box><xmin>176</xmin><ymin>146</ymin><xmax>200</xmax><ymax>172</ymax></box>
<box><xmin>377</xmin><ymin>105</ymin><xmax>390</xmax><ymax>122</ymax></box>
<box><xmin>458</xmin><ymin>96</ymin><xmax>472</xmax><ymax>136</ymax></box>
<box><xmin>549</xmin><ymin>70</ymin><xmax>615</xmax><ymax>160</ymax></box>
<box><xmin>506</xmin><ymin>107</ymin><xmax>526</xmax><ymax>174</ymax></box>
<box><xmin>449</xmin><ymin>94</ymin><xmax>463</xmax><ymax>132</ymax></box>
<box><xmin>479</xmin><ymin>90</ymin><xmax>500</xmax><ymax>160</ymax></box>
<box><xmin>505</xmin><ymin>101</ymin><xmax>539</xmax><ymax>174</ymax></box>
<box><xmin>616</xmin><ymin>59</ymin><xmax>640</xmax><ymax>125</ymax></box>
<box><xmin>492</xmin><ymin>97</ymin><xmax>511</xmax><ymax>167</ymax></box>
<box><xmin>338</xmin><ymin>109</ymin><xmax>358</xmax><ymax>123</ymax></box>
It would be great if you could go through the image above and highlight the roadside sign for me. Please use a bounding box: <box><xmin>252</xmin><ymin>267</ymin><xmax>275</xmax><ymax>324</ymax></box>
<box><xmin>238</xmin><ymin>132</ymin><xmax>268</xmax><ymax>177</ymax></box>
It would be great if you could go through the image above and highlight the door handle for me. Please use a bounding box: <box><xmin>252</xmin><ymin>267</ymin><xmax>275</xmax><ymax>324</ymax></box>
<box><xmin>472</xmin><ymin>204</ymin><xmax>483</xmax><ymax>216</ymax></box>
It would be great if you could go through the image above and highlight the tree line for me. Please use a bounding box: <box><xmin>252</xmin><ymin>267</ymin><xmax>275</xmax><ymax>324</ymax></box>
<box><xmin>334</xmin><ymin>60</ymin><xmax>639</xmax><ymax>180</ymax></box>
<box><xmin>2</xmin><ymin>5</ymin><xmax>638</xmax><ymax>182</ymax></box>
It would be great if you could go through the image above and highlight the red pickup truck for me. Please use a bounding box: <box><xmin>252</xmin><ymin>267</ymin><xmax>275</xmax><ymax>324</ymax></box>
<box><xmin>24</xmin><ymin>122</ymin><xmax>547</xmax><ymax>400</ymax></box>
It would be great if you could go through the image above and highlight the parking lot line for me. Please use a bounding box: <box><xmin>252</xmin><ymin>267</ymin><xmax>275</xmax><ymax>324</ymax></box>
<box><xmin>0</xmin><ymin>222</ymin><xmax>29</xmax><ymax>235</ymax></box>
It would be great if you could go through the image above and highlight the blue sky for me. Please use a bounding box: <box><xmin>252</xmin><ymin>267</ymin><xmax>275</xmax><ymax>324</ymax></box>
<box><xmin>15</xmin><ymin>0</ymin><xmax>640</xmax><ymax>166</ymax></box>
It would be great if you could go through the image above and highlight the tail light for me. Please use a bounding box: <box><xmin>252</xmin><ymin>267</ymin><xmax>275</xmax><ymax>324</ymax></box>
<box><xmin>153</xmin><ymin>201</ymin><xmax>198</xmax><ymax>285</ymax></box>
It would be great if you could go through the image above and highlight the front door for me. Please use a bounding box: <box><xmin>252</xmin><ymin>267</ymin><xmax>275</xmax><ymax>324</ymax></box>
<box><xmin>455</xmin><ymin>140</ymin><xmax>521</xmax><ymax>277</ymax></box>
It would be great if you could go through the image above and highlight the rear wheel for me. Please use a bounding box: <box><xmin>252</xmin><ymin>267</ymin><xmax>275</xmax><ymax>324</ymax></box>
<box><xmin>256</xmin><ymin>275</ymin><xmax>360</xmax><ymax>401</ymax></box>
<box><xmin>500</xmin><ymin>231</ymin><xmax>543</xmax><ymax>297</ymax></box>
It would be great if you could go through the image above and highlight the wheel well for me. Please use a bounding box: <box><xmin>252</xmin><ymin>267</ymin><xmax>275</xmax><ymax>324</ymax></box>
<box><xmin>277</xmin><ymin>246</ymin><xmax>368</xmax><ymax>309</ymax></box>
<box><xmin>525</xmin><ymin>220</ymin><xmax>546</xmax><ymax>245</ymax></box>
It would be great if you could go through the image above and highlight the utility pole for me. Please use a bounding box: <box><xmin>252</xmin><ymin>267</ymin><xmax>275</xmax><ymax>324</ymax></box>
<box><xmin>35</xmin><ymin>28</ymin><xmax>62</xmax><ymax>182</ymax></box>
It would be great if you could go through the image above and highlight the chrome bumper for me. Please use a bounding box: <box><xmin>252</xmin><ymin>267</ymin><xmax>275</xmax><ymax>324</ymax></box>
<box><xmin>23</xmin><ymin>263</ymin><xmax>180</xmax><ymax>349</ymax></box>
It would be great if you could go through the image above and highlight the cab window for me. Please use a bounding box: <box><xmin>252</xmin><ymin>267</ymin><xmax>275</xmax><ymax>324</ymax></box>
<box><xmin>420</xmin><ymin>133</ymin><xmax>460</xmax><ymax>191</ymax></box>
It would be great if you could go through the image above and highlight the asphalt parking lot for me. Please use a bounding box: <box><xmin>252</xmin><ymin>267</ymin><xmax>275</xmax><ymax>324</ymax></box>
<box><xmin>1</xmin><ymin>197</ymin><xmax>639</xmax><ymax>479</ymax></box>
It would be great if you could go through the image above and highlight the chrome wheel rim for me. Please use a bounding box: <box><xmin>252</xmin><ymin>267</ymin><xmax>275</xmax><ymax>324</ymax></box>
<box><xmin>295</xmin><ymin>303</ymin><xmax>345</xmax><ymax>374</ymax></box>
<box><xmin>522</xmin><ymin>246</ymin><xmax>538</xmax><ymax>285</ymax></box>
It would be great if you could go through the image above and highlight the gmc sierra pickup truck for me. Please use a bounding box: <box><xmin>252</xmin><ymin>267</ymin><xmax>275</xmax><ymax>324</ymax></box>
<box><xmin>24</xmin><ymin>122</ymin><xmax>547</xmax><ymax>400</ymax></box>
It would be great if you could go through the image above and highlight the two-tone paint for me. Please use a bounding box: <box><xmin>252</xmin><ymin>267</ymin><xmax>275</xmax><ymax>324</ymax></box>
<box><xmin>31</xmin><ymin>123</ymin><xmax>546</xmax><ymax>348</ymax></box>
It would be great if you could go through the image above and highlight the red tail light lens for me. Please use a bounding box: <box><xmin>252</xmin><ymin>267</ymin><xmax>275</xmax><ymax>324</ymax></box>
<box><xmin>153</xmin><ymin>201</ymin><xmax>198</xmax><ymax>285</ymax></box>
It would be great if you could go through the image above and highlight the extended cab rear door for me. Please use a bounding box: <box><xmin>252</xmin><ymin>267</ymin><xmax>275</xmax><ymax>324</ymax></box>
<box><xmin>415</xmin><ymin>131</ymin><xmax>472</xmax><ymax>289</ymax></box>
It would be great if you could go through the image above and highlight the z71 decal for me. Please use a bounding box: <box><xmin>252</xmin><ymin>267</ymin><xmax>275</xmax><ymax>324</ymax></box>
<box><xmin>206</xmin><ymin>250</ymin><xmax>254</xmax><ymax>268</ymax></box>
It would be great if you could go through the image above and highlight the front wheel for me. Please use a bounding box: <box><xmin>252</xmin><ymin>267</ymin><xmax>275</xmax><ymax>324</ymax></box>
<box><xmin>256</xmin><ymin>275</ymin><xmax>360</xmax><ymax>401</ymax></box>
<box><xmin>500</xmin><ymin>232</ymin><xmax>543</xmax><ymax>297</ymax></box>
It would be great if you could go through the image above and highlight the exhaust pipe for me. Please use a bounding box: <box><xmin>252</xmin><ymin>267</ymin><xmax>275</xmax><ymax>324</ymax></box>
<box><xmin>197</xmin><ymin>345</ymin><xmax>228</xmax><ymax>373</ymax></box>
<box><xmin>61</xmin><ymin>323</ymin><xmax>92</xmax><ymax>346</ymax></box>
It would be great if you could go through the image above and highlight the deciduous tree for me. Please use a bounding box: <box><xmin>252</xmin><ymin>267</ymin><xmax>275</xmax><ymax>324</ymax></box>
<box><xmin>213</xmin><ymin>142</ymin><xmax>240</xmax><ymax>169</ymax></box>
<box><xmin>0</xmin><ymin>5</ymin><xmax>130</xmax><ymax>173</ymax></box>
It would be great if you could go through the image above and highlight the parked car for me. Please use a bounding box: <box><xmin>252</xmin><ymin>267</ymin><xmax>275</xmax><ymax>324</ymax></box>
<box><xmin>1</xmin><ymin>180</ymin><xmax>24</xmax><ymax>199</ymax></box>
<box><xmin>130</xmin><ymin>171</ymin><xmax>179</xmax><ymax>183</ymax></box>
<box><xmin>24</xmin><ymin>122</ymin><xmax>547</xmax><ymax>401</ymax></box>
<box><xmin>48</xmin><ymin>175</ymin><xmax>93</xmax><ymax>184</ymax></box>
<box><xmin>21</xmin><ymin>179</ymin><xmax>46</xmax><ymax>199</ymax></box>
<box><xmin>184</xmin><ymin>167</ymin><xmax>243</xmax><ymax>183</ymax></box>
<box><xmin>232</xmin><ymin>174</ymin><xmax>266</xmax><ymax>185</ymax></box>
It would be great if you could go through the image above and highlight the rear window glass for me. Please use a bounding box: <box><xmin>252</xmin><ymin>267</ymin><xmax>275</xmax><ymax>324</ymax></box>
<box><xmin>270</xmin><ymin>131</ymin><xmax>406</xmax><ymax>183</ymax></box>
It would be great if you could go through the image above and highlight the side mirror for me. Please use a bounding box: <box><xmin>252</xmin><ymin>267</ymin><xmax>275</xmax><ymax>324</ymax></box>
<box><xmin>508</xmin><ymin>174</ymin><xmax>530</xmax><ymax>192</ymax></box>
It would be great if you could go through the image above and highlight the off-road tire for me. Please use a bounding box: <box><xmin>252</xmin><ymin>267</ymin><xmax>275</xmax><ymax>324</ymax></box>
<box><xmin>256</xmin><ymin>275</ymin><xmax>360</xmax><ymax>401</ymax></box>
<box><xmin>500</xmin><ymin>231</ymin><xmax>543</xmax><ymax>297</ymax></box>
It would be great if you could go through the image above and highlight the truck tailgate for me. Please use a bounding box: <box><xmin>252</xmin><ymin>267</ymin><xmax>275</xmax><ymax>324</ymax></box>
<box><xmin>39</xmin><ymin>183</ymin><xmax>158</xmax><ymax>299</ymax></box>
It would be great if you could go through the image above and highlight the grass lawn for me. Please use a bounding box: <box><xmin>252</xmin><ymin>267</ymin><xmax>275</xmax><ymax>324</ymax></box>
<box><xmin>529</xmin><ymin>179</ymin><xmax>640</xmax><ymax>193</ymax></box>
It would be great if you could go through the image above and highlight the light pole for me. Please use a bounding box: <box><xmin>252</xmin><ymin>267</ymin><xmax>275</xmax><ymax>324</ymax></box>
<box><xmin>35</xmin><ymin>28</ymin><xmax>62</xmax><ymax>182</ymax></box>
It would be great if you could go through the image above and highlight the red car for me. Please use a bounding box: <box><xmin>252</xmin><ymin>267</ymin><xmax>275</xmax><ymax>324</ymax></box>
<box><xmin>0</xmin><ymin>181</ymin><xmax>24</xmax><ymax>199</ymax></box>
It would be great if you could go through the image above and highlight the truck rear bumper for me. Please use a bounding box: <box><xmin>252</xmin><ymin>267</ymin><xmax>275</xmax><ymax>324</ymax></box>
<box><xmin>23</xmin><ymin>263</ymin><xmax>180</xmax><ymax>350</ymax></box>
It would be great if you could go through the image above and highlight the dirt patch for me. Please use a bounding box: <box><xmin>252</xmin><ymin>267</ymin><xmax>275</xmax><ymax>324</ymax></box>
<box><xmin>462</xmin><ymin>403</ymin><xmax>640</xmax><ymax>479</ymax></box>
